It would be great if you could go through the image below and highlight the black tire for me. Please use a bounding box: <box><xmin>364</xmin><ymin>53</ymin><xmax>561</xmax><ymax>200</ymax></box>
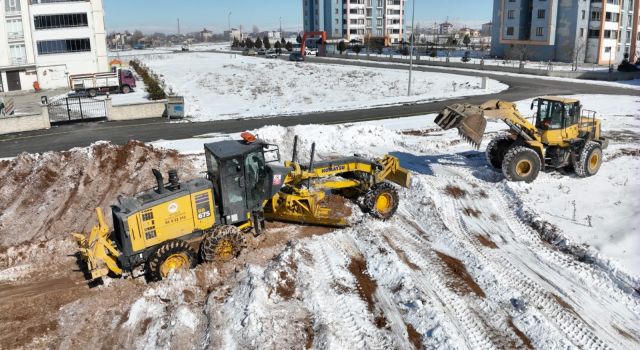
<box><xmin>502</xmin><ymin>146</ymin><xmax>541</xmax><ymax>183</ymax></box>
<box><xmin>147</xmin><ymin>240</ymin><xmax>196</xmax><ymax>281</ymax></box>
<box><xmin>121</xmin><ymin>85</ymin><xmax>131</xmax><ymax>94</ymax></box>
<box><xmin>574</xmin><ymin>141</ymin><xmax>603</xmax><ymax>178</ymax></box>
<box><xmin>363</xmin><ymin>182</ymin><xmax>400</xmax><ymax>220</ymax></box>
<box><xmin>88</xmin><ymin>89</ymin><xmax>97</xmax><ymax>98</ymax></box>
<box><xmin>200</xmin><ymin>225</ymin><xmax>246</xmax><ymax>263</ymax></box>
<box><xmin>486</xmin><ymin>135</ymin><xmax>514</xmax><ymax>169</ymax></box>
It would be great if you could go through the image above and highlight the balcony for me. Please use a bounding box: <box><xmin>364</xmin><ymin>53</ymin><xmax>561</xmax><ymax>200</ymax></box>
<box><xmin>11</xmin><ymin>57</ymin><xmax>27</xmax><ymax>66</ymax></box>
<box><xmin>7</xmin><ymin>32</ymin><xmax>24</xmax><ymax>41</ymax></box>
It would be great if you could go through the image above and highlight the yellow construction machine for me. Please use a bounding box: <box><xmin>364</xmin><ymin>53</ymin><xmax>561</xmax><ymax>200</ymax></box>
<box><xmin>434</xmin><ymin>96</ymin><xmax>608</xmax><ymax>182</ymax></box>
<box><xmin>74</xmin><ymin>133</ymin><xmax>410</xmax><ymax>281</ymax></box>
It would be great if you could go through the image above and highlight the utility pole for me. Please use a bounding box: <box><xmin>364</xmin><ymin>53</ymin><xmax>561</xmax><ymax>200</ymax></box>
<box><xmin>228</xmin><ymin>11</ymin><xmax>232</xmax><ymax>41</ymax></box>
<box><xmin>177</xmin><ymin>18</ymin><xmax>181</xmax><ymax>35</ymax></box>
<box><xmin>280</xmin><ymin>16</ymin><xmax>283</xmax><ymax>38</ymax></box>
<box><xmin>408</xmin><ymin>0</ymin><xmax>416</xmax><ymax>96</ymax></box>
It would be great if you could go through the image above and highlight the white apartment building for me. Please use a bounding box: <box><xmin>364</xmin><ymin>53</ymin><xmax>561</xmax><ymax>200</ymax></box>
<box><xmin>0</xmin><ymin>0</ymin><xmax>108</xmax><ymax>92</ymax></box>
<box><xmin>303</xmin><ymin>0</ymin><xmax>407</xmax><ymax>45</ymax></box>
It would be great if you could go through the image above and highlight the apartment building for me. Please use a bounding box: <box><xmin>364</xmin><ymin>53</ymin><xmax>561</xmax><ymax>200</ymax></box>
<box><xmin>0</xmin><ymin>0</ymin><xmax>108</xmax><ymax>92</ymax></box>
<box><xmin>490</xmin><ymin>0</ymin><xmax>640</xmax><ymax>65</ymax></box>
<box><xmin>303</xmin><ymin>0</ymin><xmax>406</xmax><ymax>44</ymax></box>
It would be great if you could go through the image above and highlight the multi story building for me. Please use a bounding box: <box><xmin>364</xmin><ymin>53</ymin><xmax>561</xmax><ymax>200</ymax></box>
<box><xmin>490</xmin><ymin>0</ymin><xmax>640</xmax><ymax>65</ymax></box>
<box><xmin>0</xmin><ymin>0</ymin><xmax>108</xmax><ymax>92</ymax></box>
<box><xmin>303</xmin><ymin>0</ymin><xmax>407</xmax><ymax>45</ymax></box>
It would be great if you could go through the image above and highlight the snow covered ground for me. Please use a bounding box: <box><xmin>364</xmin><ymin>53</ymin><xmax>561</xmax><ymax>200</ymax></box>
<box><xmin>147</xmin><ymin>93</ymin><xmax>640</xmax><ymax>349</ymax></box>
<box><xmin>138</xmin><ymin>52</ymin><xmax>508</xmax><ymax>122</ymax></box>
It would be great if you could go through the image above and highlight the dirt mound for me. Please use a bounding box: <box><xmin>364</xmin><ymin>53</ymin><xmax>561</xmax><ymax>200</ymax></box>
<box><xmin>0</xmin><ymin>141</ymin><xmax>198</xmax><ymax>248</ymax></box>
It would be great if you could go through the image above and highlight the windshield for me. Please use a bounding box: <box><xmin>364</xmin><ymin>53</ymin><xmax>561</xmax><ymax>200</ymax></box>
<box><xmin>244</xmin><ymin>151</ymin><xmax>267</xmax><ymax>208</ymax></box>
<box><xmin>536</xmin><ymin>100</ymin><xmax>565</xmax><ymax>130</ymax></box>
<box><xmin>205</xmin><ymin>151</ymin><xmax>219</xmax><ymax>181</ymax></box>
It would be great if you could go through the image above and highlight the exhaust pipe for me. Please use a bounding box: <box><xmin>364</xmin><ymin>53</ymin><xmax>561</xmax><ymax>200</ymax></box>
<box><xmin>292</xmin><ymin>135</ymin><xmax>299</xmax><ymax>163</ymax></box>
<box><xmin>168</xmin><ymin>170</ymin><xmax>180</xmax><ymax>191</ymax></box>
<box><xmin>152</xmin><ymin>169</ymin><xmax>165</xmax><ymax>194</ymax></box>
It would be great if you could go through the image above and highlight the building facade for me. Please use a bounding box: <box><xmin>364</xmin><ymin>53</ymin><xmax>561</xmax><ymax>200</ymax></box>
<box><xmin>0</xmin><ymin>0</ymin><xmax>108</xmax><ymax>92</ymax></box>
<box><xmin>491</xmin><ymin>0</ymin><xmax>640</xmax><ymax>64</ymax></box>
<box><xmin>303</xmin><ymin>0</ymin><xmax>406</xmax><ymax>44</ymax></box>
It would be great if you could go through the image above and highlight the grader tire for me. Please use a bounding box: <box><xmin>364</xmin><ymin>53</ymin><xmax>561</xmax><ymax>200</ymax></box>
<box><xmin>364</xmin><ymin>182</ymin><xmax>399</xmax><ymax>220</ymax></box>
<box><xmin>574</xmin><ymin>141</ymin><xmax>602</xmax><ymax>178</ymax></box>
<box><xmin>486</xmin><ymin>135</ymin><xmax>514</xmax><ymax>169</ymax></box>
<box><xmin>147</xmin><ymin>240</ymin><xmax>196</xmax><ymax>281</ymax></box>
<box><xmin>200</xmin><ymin>225</ymin><xmax>246</xmax><ymax>263</ymax></box>
<box><xmin>502</xmin><ymin>146</ymin><xmax>541</xmax><ymax>183</ymax></box>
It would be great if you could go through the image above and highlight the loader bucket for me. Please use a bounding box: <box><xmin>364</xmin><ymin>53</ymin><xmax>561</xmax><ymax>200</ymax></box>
<box><xmin>434</xmin><ymin>104</ymin><xmax>487</xmax><ymax>148</ymax></box>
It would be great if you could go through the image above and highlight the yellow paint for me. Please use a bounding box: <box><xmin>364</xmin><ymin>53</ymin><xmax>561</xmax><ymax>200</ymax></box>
<box><xmin>160</xmin><ymin>253</ymin><xmax>189</xmax><ymax>277</ymax></box>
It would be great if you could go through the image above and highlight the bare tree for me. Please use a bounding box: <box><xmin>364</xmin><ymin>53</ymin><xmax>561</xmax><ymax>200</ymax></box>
<box><xmin>506</xmin><ymin>44</ymin><xmax>529</xmax><ymax>63</ymax></box>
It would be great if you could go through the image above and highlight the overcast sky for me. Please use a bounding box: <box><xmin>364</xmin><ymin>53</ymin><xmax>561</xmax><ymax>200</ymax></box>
<box><xmin>103</xmin><ymin>0</ymin><xmax>493</xmax><ymax>34</ymax></box>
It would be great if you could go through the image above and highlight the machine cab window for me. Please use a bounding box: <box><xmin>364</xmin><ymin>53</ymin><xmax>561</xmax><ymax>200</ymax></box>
<box><xmin>536</xmin><ymin>100</ymin><xmax>565</xmax><ymax>130</ymax></box>
<box><xmin>244</xmin><ymin>151</ymin><xmax>267</xmax><ymax>209</ymax></box>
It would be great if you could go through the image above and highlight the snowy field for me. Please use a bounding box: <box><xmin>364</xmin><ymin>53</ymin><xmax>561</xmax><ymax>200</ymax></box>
<box><xmin>139</xmin><ymin>52</ymin><xmax>508</xmax><ymax>121</ymax></box>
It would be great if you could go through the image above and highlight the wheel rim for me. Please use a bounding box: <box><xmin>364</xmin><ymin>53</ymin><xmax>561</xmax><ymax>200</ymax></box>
<box><xmin>375</xmin><ymin>193</ymin><xmax>393</xmax><ymax>214</ymax></box>
<box><xmin>214</xmin><ymin>239</ymin><xmax>235</xmax><ymax>260</ymax></box>
<box><xmin>160</xmin><ymin>253</ymin><xmax>189</xmax><ymax>277</ymax></box>
<box><xmin>515</xmin><ymin>160</ymin><xmax>532</xmax><ymax>177</ymax></box>
<box><xmin>588</xmin><ymin>152</ymin><xmax>600</xmax><ymax>171</ymax></box>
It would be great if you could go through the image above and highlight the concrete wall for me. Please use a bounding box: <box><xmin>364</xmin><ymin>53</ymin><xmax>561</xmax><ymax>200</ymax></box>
<box><xmin>106</xmin><ymin>98</ymin><xmax>166</xmax><ymax>121</ymax></box>
<box><xmin>0</xmin><ymin>105</ymin><xmax>50</xmax><ymax>135</ymax></box>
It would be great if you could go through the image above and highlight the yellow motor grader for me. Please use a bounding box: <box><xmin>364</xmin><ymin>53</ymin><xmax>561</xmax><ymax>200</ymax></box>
<box><xmin>434</xmin><ymin>96</ymin><xmax>608</xmax><ymax>182</ymax></box>
<box><xmin>74</xmin><ymin>133</ymin><xmax>410</xmax><ymax>281</ymax></box>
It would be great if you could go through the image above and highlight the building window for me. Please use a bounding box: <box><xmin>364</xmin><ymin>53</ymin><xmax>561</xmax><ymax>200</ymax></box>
<box><xmin>34</xmin><ymin>13</ymin><xmax>88</xmax><ymax>30</ymax></box>
<box><xmin>588</xmin><ymin>29</ymin><xmax>600</xmax><ymax>38</ymax></box>
<box><xmin>580</xmin><ymin>28</ymin><xmax>584</xmax><ymax>37</ymax></box>
<box><xmin>37</xmin><ymin>38</ymin><xmax>91</xmax><ymax>55</ymax></box>
<box><xmin>591</xmin><ymin>11</ymin><xmax>600</xmax><ymax>21</ymax></box>
<box><xmin>506</xmin><ymin>27</ymin><xmax>514</xmax><ymax>36</ymax></box>
<box><xmin>537</xmin><ymin>10</ymin><xmax>545</xmax><ymax>19</ymax></box>
<box><xmin>5</xmin><ymin>0</ymin><xmax>21</xmax><ymax>13</ymax></box>
<box><xmin>582</xmin><ymin>10</ymin><xmax>586</xmax><ymax>20</ymax></box>
<box><xmin>508</xmin><ymin>10</ymin><xmax>515</xmax><ymax>19</ymax></box>
<box><xmin>9</xmin><ymin>44</ymin><xmax>26</xmax><ymax>65</ymax></box>
<box><xmin>536</xmin><ymin>27</ymin><xmax>544</xmax><ymax>36</ymax></box>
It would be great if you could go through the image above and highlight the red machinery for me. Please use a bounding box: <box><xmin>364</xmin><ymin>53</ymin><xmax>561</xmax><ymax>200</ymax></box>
<box><xmin>300</xmin><ymin>31</ymin><xmax>327</xmax><ymax>57</ymax></box>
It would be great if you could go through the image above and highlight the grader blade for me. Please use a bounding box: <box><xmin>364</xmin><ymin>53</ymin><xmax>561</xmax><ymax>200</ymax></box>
<box><xmin>434</xmin><ymin>104</ymin><xmax>487</xmax><ymax>148</ymax></box>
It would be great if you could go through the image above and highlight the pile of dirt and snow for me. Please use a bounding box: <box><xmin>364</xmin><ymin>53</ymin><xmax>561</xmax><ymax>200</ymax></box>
<box><xmin>0</xmin><ymin>141</ymin><xmax>198</xmax><ymax>248</ymax></box>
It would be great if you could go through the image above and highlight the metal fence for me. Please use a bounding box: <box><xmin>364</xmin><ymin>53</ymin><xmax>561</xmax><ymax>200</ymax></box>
<box><xmin>48</xmin><ymin>97</ymin><xmax>107</xmax><ymax>125</ymax></box>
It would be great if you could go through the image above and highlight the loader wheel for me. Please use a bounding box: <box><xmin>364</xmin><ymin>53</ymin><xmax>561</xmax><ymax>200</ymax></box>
<box><xmin>148</xmin><ymin>240</ymin><xmax>196</xmax><ymax>281</ymax></box>
<box><xmin>121</xmin><ymin>85</ymin><xmax>131</xmax><ymax>94</ymax></box>
<box><xmin>486</xmin><ymin>135</ymin><xmax>514</xmax><ymax>169</ymax></box>
<box><xmin>502</xmin><ymin>146</ymin><xmax>541</xmax><ymax>183</ymax></box>
<box><xmin>88</xmin><ymin>89</ymin><xmax>97</xmax><ymax>98</ymax></box>
<box><xmin>200</xmin><ymin>225</ymin><xmax>246</xmax><ymax>263</ymax></box>
<box><xmin>364</xmin><ymin>182</ymin><xmax>399</xmax><ymax>220</ymax></box>
<box><xmin>574</xmin><ymin>141</ymin><xmax>602</xmax><ymax>178</ymax></box>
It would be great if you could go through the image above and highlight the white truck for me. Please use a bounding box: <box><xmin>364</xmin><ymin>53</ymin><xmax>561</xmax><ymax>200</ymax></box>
<box><xmin>69</xmin><ymin>69</ymin><xmax>137</xmax><ymax>97</ymax></box>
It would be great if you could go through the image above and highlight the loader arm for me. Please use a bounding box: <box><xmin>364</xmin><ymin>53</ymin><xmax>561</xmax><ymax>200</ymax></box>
<box><xmin>435</xmin><ymin>99</ymin><xmax>540</xmax><ymax>148</ymax></box>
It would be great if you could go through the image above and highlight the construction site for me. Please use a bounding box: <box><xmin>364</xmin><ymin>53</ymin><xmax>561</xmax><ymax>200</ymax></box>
<box><xmin>1</xmin><ymin>0</ymin><xmax>639</xmax><ymax>346</ymax></box>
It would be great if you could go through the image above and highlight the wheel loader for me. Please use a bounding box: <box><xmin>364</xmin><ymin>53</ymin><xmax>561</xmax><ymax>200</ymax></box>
<box><xmin>74</xmin><ymin>133</ymin><xmax>411</xmax><ymax>281</ymax></box>
<box><xmin>434</xmin><ymin>96</ymin><xmax>608</xmax><ymax>182</ymax></box>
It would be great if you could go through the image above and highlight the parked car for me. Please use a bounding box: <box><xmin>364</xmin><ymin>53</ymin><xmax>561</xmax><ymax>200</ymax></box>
<box><xmin>242</xmin><ymin>49</ymin><xmax>257</xmax><ymax>56</ymax></box>
<box><xmin>289</xmin><ymin>52</ymin><xmax>305</xmax><ymax>62</ymax></box>
<box><xmin>305</xmin><ymin>48</ymin><xmax>318</xmax><ymax>56</ymax></box>
<box><xmin>257</xmin><ymin>49</ymin><xmax>266</xmax><ymax>55</ymax></box>
<box><xmin>265</xmin><ymin>50</ymin><xmax>277</xmax><ymax>58</ymax></box>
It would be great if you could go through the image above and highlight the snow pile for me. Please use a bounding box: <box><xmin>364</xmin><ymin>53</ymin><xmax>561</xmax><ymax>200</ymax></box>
<box><xmin>139</xmin><ymin>52</ymin><xmax>508</xmax><ymax>121</ymax></box>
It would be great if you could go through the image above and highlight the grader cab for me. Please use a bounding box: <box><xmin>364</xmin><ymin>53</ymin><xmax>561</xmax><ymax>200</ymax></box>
<box><xmin>75</xmin><ymin>133</ymin><xmax>410</xmax><ymax>281</ymax></box>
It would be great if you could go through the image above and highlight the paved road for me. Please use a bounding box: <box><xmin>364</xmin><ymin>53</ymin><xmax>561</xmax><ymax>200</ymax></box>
<box><xmin>1</xmin><ymin>57</ymin><xmax>638</xmax><ymax>158</ymax></box>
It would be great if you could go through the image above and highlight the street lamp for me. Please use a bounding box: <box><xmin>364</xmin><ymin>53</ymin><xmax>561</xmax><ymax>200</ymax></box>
<box><xmin>408</xmin><ymin>0</ymin><xmax>416</xmax><ymax>96</ymax></box>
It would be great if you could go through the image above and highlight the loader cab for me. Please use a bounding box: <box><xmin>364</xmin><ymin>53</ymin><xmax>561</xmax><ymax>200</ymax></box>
<box><xmin>204</xmin><ymin>136</ymin><xmax>283</xmax><ymax>225</ymax></box>
<box><xmin>532</xmin><ymin>97</ymin><xmax>582</xmax><ymax>144</ymax></box>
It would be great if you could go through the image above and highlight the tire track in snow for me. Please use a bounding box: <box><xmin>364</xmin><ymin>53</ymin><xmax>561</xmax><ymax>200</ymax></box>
<box><xmin>303</xmin><ymin>236</ymin><xmax>389</xmax><ymax>350</ymax></box>
<box><xmin>416</xmin><ymin>171</ymin><xmax>614</xmax><ymax>349</ymax></box>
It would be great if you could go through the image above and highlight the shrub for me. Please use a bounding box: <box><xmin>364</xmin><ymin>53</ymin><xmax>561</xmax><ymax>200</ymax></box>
<box><xmin>129</xmin><ymin>60</ymin><xmax>167</xmax><ymax>100</ymax></box>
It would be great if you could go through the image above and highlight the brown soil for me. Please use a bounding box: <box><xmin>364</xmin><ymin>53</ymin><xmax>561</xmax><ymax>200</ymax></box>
<box><xmin>612</xmin><ymin>324</ymin><xmax>638</xmax><ymax>342</ymax></box>
<box><xmin>490</xmin><ymin>214</ymin><xmax>500</xmax><ymax>222</ymax></box>
<box><xmin>435</xmin><ymin>251</ymin><xmax>486</xmax><ymax>298</ymax></box>
<box><xmin>607</xmin><ymin>148</ymin><xmax>640</xmax><ymax>161</ymax></box>
<box><xmin>0</xmin><ymin>141</ymin><xmax>197</xmax><ymax>248</ymax></box>
<box><xmin>319</xmin><ymin>194</ymin><xmax>353</xmax><ymax>220</ymax></box>
<box><xmin>375</xmin><ymin>315</ymin><xmax>388</xmax><ymax>329</ymax></box>
<box><xmin>347</xmin><ymin>256</ymin><xmax>378</xmax><ymax>312</ymax></box>
<box><xmin>401</xmin><ymin>128</ymin><xmax>441</xmax><ymax>137</ymax></box>
<box><xmin>303</xmin><ymin>315</ymin><xmax>315</xmax><ymax>349</ymax></box>
<box><xmin>405</xmin><ymin>323</ymin><xmax>423</xmax><ymax>350</ymax></box>
<box><xmin>507</xmin><ymin>317</ymin><xmax>534</xmax><ymax>349</ymax></box>
<box><xmin>476</xmin><ymin>235</ymin><xmax>498</xmax><ymax>249</ymax></box>
<box><xmin>382</xmin><ymin>234</ymin><xmax>420</xmax><ymax>271</ymax></box>
<box><xmin>462</xmin><ymin>208</ymin><xmax>482</xmax><ymax>218</ymax></box>
<box><xmin>444</xmin><ymin>185</ymin><xmax>467</xmax><ymax>199</ymax></box>
<box><xmin>276</xmin><ymin>271</ymin><xmax>296</xmax><ymax>300</ymax></box>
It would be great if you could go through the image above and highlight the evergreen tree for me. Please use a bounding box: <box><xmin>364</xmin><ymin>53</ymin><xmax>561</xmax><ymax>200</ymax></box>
<box><xmin>337</xmin><ymin>40</ymin><xmax>347</xmax><ymax>54</ymax></box>
<box><xmin>285</xmin><ymin>41</ymin><xmax>293</xmax><ymax>52</ymax></box>
<box><xmin>245</xmin><ymin>38</ymin><xmax>254</xmax><ymax>49</ymax></box>
<box><xmin>353</xmin><ymin>45</ymin><xmax>362</xmax><ymax>55</ymax></box>
<box><xmin>463</xmin><ymin>34</ymin><xmax>471</xmax><ymax>48</ymax></box>
<box><xmin>274</xmin><ymin>41</ymin><xmax>282</xmax><ymax>54</ymax></box>
<box><xmin>232</xmin><ymin>37</ymin><xmax>240</xmax><ymax>48</ymax></box>
<box><xmin>296</xmin><ymin>34</ymin><xmax>303</xmax><ymax>44</ymax></box>
<box><xmin>255</xmin><ymin>37</ymin><xmax>263</xmax><ymax>49</ymax></box>
<box><xmin>281</xmin><ymin>37</ymin><xmax>287</xmax><ymax>46</ymax></box>
<box><xmin>263</xmin><ymin>36</ymin><xmax>271</xmax><ymax>50</ymax></box>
